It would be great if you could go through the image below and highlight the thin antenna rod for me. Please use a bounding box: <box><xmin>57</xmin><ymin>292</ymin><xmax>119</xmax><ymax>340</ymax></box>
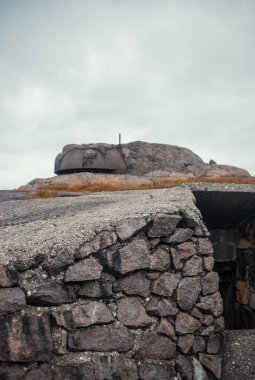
<box><xmin>119</xmin><ymin>133</ymin><xmax>121</xmax><ymax>145</ymax></box>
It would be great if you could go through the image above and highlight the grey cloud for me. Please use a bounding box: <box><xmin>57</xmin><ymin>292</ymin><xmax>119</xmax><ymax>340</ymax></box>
<box><xmin>0</xmin><ymin>0</ymin><xmax>255</xmax><ymax>188</ymax></box>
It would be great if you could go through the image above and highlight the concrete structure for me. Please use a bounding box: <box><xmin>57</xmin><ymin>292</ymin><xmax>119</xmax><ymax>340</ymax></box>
<box><xmin>55</xmin><ymin>144</ymin><xmax>127</xmax><ymax>175</ymax></box>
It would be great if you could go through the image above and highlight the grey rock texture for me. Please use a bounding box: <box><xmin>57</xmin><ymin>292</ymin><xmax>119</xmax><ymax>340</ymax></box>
<box><xmin>27</xmin><ymin>284</ymin><xmax>76</xmax><ymax>306</ymax></box>
<box><xmin>68</xmin><ymin>324</ymin><xmax>135</xmax><ymax>352</ymax></box>
<box><xmin>0</xmin><ymin>314</ymin><xmax>53</xmax><ymax>362</ymax></box>
<box><xmin>104</xmin><ymin>238</ymin><xmax>150</xmax><ymax>274</ymax></box>
<box><xmin>116</xmin><ymin>297</ymin><xmax>152</xmax><ymax>327</ymax></box>
<box><xmin>139</xmin><ymin>362</ymin><xmax>176</xmax><ymax>380</ymax></box>
<box><xmin>64</xmin><ymin>257</ymin><xmax>103</xmax><ymax>282</ymax></box>
<box><xmin>113</xmin><ymin>272</ymin><xmax>150</xmax><ymax>297</ymax></box>
<box><xmin>135</xmin><ymin>332</ymin><xmax>176</xmax><ymax>360</ymax></box>
<box><xmin>0</xmin><ymin>186</ymin><xmax>225</xmax><ymax>379</ymax></box>
<box><xmin>78</xmin><ymin>280</ymin><xmax>113</xmax><ymax>298</ymax></box>
<box><xmin>92</xmin><ymin>356</ymin><xmax>139</xmax><ymax>380</ymax></box>
<box><xmin>54</xmin><ymin>141</ymin><xmax>250</xmax><ymax>177</ymax></box>
<box><xmin>16</xmin><ymin>142</ymin><xmax>251</xmax><ymax>198</ymax></box>
<box><xmin>176</xmin><ymin>277</ymin><xmax>201</xmax><ymax>311</ymax></box>
<box><xmin>52</xmin><ymin>301</ymin><xmax>114</xmax><ymax>329</ymax></box>
<box><xmin>0</xmin><ymin>287</ymin><xmax>26</xmax><ymax>315</ymax></box>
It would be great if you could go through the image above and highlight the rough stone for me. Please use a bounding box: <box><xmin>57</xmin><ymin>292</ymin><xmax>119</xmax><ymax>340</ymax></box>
<box><xmin>27</xmin><ymin>284</ymin><xmax>76</xmax><ymax>306</ymax></box>
<box><xmin>149</xmin><ymin>238</ymin><xmax>160</xmax><ymax>248</ymax></box>
<box><xmin>115</xmin><ymin>217</ymin><xmax>147</xmax><ymax>242</ymax></box>
<box><xmin>201</xmin><ymin>325</ymin><xmax>214</xmax><ymax>336</ymax></box>
<box><xmin>14</xmin><ymin>254</ymin><xmax>45</xmax><ymax>272</ymax></box>
<box><xmin>148</xmin><ymin>213</ymin><xmax>181</xmax><ymax>237</ymax></box>
<box><xmin>176</xmin><ymin>354</ymin><xmax>193</xmax><ymax>380</ymax></box>
<box><xmin>146</xmin><ymin>297</ymin><xmax>178</xmax><ymax>317</ymax></box>
<box><xmin>197</xmin><ymin>292</ymin><xmax>223</xmax><ymax>317</ymax></box>
<box><xmin>65</xmin><ymin>257</ymin><xmax>103</xmax><ymax>282</ymax></box>
<box><xmin>53</xmin><ymin>362</ymin><xmax>95</xmax><ymax>380</ymax></box>
<box><xmin>0</xmin><ymin>364</ymin><xmax>28</xmax><ymax>380</ymax></box>
<box><xmin>238</xmin><ymin>238</ymin><xmax>252</xmax><ymax>249</ymax></box>
<box><xmin>236</xmin><ymin>280</ymin><xmax>249</xmax><ymax>305</ymax></box>
<box><xmin>0</xmin><ymin>287</ymin><xmax>26</xmax><ymax>315</ymax></box>
<box><xmin>68</xmin><ymin>324</ymin><xmax>135</xmax><ymax>352</ymax></box>
<box><xmin>139</xmin><ymin>363</ymin><xmax>176</xmax><ymax>380</ymax></box>
<box><xmin>202</xmin><ymin>314</ymin><xmax>214</xmax><ymax>326</ymax></box>
<box><xmin>176</xmin><ymin>241</ymin><xmax>196</xmax><ymax>260</ymax></box>
<box><xmin>199</xmin><ymin>354</ymin><xmax>222</xmax><ymax>379</ymax></box>
<box><xmin>78</xmin><ymin>280</ymin><xmax>113</xmax><ymax>298</ymax></box>
<box><xmin>23</xmin><ymin>364</ymin><xmax>53</xmax><ymax>380</ymax></box>
<box><xmin>54</xmin><ymin>141</ymin><xmax>249</xmax><ymax>178</ymax></box>
<box><xmin>105</xmin><ymin>238</ymin><xmax>150</xmax><ymax>274</ymax></box>
<box><xmin>116</xmin><ymin>297</ymin><xmax>152</xmax><ymax>327</ymax></box>
<box><xmin>170</xmin><ymin>247</ymin><xmax>183</xmax><ymax>270</ymax></box>
<box><xmin>155</xmin><ymin>318</ymin><xmax>176</xmax><ymax>339</ymax></box>
<box><xmin>177</xmin><ymin>334</ymin><xmax>195</xmax><ymax>354</ymax></box>
<box><xmin>203</xmin><ymin>256</ymin><xmax>215</xmax><ymax>271</ymax></box>
<box><xmin>151</xmin><ymin>273</ymin><xmax>180</xmax><ymax>296</ymax></box>
<box><xmin>182</xmin><ymin>256</ymin><xmax>203</xmax><ymax>276</ymax></box>
<box><xmin>0</xmin><ymin>314</ymin><xmax>53</xmax><ymax>361</ymax></box>
<box><xmin>202</xmin><ymin>272</ymin><xmax>219</xmax><ymax>295</ymax></box>
<box><xmin>176</xmin><ymin>277</ymin><xmax>201</xmax><ymax>311</ymax></box>
<box><xmin>163</xmin><ymin>228</ymin><xmax>194</xmax><ymax>244</ymax></box>
<box><xmin>214</xmin><ymin>316</ymin><xmax>225</xmax><ymax>332</ymax></box>
<box><xmin>191</xmin><ymin>307</ymin><xmax>203</xmax><ymax>320</ymax></box>
<box><xmin>192</xmin><ymin>336</ymin><xmax>206</xmax><ymax>353</ymax></box>
<box><xmin>150</xmin><ymin>246</ymin><xmax>170</xmax><ymax>271</ymax></box>
<box><xmin>175</xmin><ymin>312</ymin><xmax>201</xmax><ymax>335</ymax></box>
<box><xmin>43</xmin><ymin>250</ymin><xmax>74</xmax><ymax>275</ymax></box>
<box><xmin>194</xmin><ymin>226</ymin><xmax>207</xmax><ymax>237</ymax></box>
<box><xmin>113</xmin><ymin>272</ymin><xmax>150</xmax><ymax>297</ymax></box>
<box><xmin>192</xmin><ymin>358</ymin><xmax>209</xmax><ymax>380</ymax></box>
<box><xmin>145</xmin><ymin>272</ymin><xmax>160</xmax><ymax>280</ymax></box>
<box><xmin>76</xmin><ymin>231</ymin><xmax>117</xmax><ymax>259</ymax></box>
<box><xmin>181</xmin><ymin>209</ymin><xmax>200</xmax><ymax>228</ymax></box>
<box><xmin>136</xmin><ymin>332</ymin><xmax>176</xmax><ymax>359</ymax></box>
<box><xmin>197</xmin><ymin>238</ymin><xmax>214</xmax><ymax>255</ymax></box>
<box><xmin>92</xmin><ymin>355</ymin><xmax>139</xmax><ymax>380</ymax></box>
<box><xmin>207</xmin><ymin>334</ymin><xmax>222</xmax><ymax>354</ymax></box>
<box><xmin>0</xmin><ymin>265</ymin><xmax>18</xmax><ymax>287</ymax></box>
<box><xmin>53</xmin><ymin>328</ymin><xmax>68</xmax><ymax>354</ymax></box>
<box><xmin>52</xmin><ymin>301</ymin><xmax>114</xmax><ymax>329</ymax></box>
<box><xmin>249</xmin><ymin>286</ymin><xmax>255</xmax><ymax>309</ymax></box>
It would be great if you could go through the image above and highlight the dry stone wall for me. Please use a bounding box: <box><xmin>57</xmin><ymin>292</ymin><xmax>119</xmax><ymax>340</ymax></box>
<box><xmin>0</xmin><ymin>211</ymin><xmax>223</xmax><ymax>380</ymax></box>
<box><xmin>235</xmin><ymin>219</ymin><xmax>255</xmax><ymax>328</ymax></box>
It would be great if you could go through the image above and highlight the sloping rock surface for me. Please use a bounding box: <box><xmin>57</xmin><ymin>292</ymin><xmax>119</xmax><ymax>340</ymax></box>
<box><xmin>55</xmin><ymin>141</ymin><xmax>250</xmax><ymax>177</ymax></box>
<box><xmin>18</xmin><ymin>142</ymin><xmax>250</xmax><ymax>195</ymax></box>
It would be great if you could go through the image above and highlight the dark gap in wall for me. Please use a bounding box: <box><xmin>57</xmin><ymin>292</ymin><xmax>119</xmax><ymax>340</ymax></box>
<box><xmin>214</xmin><ymin>261</ymin><xmax>236</xmax><ymax>329</ymax></box>
<box><xmin>193</xmin><ymin>190</ymin><xmax>255</xmax><ymax>331</ymax></box>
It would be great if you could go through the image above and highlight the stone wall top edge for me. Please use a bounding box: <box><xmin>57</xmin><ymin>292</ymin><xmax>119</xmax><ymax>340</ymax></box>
<box><xmin>0</xmin><ymin>187</ymin><xmax>204</xmax><ymax>266</ymax></box>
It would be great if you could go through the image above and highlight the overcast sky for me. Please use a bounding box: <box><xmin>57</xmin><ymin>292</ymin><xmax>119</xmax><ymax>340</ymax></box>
<box><xmin>0</xmin><ymin>0</ymin><xmax>255</xmax><ymax>189</ymax></box>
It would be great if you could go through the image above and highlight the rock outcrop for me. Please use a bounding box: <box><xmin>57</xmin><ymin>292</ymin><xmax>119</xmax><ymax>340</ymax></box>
<box><xmin>19</xmin><ymin>141</ymin><xmax>250</xmax><ymax>195</ymax></box>
<box><xmin>54</xmin><ymin>141</ymin><xmax>250</xmax><ymax>178</ymax></box>
<box><xmin>16</xmin><ymin>141</ymin><xmax>250</xmax><ymax>196</ymax></box>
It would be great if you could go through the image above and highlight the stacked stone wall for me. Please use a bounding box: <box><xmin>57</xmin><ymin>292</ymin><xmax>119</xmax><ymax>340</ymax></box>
<box><xmin>0</xmin><ymin>211</ymin><xmax>223</xmax><ymax>380</ymax></box>
<box><xmin>235</xmin><ymin>219</ymin><xmax>255</xmax><ymax>328</ymax></box>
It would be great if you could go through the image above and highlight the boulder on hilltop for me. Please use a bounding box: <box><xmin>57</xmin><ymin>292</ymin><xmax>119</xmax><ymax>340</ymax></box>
<box><xmin>54</xmin><ymin>141</ymin><xmax>250</xmax><ymax>178</ymax></box>
<box><xmin>18</xmin><ymin>141</ymin><xmax>250</xmax><ymax>195</ymax></box>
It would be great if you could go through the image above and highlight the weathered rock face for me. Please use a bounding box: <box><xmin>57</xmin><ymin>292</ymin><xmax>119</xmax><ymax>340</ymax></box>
<box><xmin>68</xmin><ymin>324</ymin><xmax>135</xmax><ymax>352</ymax></box>
<box><xmin>0</xmin><ymin>211</ymin><xmax>223</xmax><ymax>379</ymax></box>
<box><xmin>136</xmin><ymin>332</ymin><xmax>176</xmax><ymax>360</ymax></box>
<box><xmin>54</xmin><ymin>141</ymin><xmax>250</xmax><ymax>178</ymax></box>
<box><xmin>0</xmin><ymin>314</ymin><xmax>53</xmax><ymax>362</ymax></box>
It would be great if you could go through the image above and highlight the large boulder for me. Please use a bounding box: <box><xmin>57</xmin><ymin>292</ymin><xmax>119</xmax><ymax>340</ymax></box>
<box><xmin>54</xmin><ymin>141</ymin><xmax>250</xmax><ymax>177</ymax></box>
